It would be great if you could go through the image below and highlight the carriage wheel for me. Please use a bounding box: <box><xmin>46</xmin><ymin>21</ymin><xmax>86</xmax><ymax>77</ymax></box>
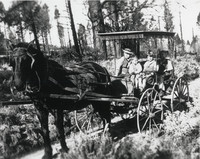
<box><xmin>137</xmin><ymin>88</ymin><xmax>163</xmax><ymax>133</ymax></box>
<box><xmin>171</xmin><ymin>76</ymin><xmax>189</xmax><ymax>112</ymax></box>
<box><xmin>74</xmin><ymin>104</ymin><xmax>104</xmax><ymax>134</ymax></box>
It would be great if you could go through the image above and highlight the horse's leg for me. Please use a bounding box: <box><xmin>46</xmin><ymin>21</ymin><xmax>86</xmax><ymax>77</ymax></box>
<box><xmin>55</xmin><ymin>109</ymin><xmax>69</xmax><ymax>153</ymax></box>
<box><xmin>93</xmin><ymin>102</ymin><xmax>111</xmax><ymax>128</ymax></box>
<box><xmin>35</xmin><ymin>103</ymin><xmax>52</xmax><ymax>159</ymax></box>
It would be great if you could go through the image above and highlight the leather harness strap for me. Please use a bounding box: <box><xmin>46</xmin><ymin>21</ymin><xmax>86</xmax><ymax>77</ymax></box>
<box><xmin>48</xmin><ymin>76</ymin><xmax>114</xmax><ymax>99</ymax></box>
<box><xmin>48</xmin><ymin>76</ymin><xmax>80</xmax><ymax>94</ymax></box>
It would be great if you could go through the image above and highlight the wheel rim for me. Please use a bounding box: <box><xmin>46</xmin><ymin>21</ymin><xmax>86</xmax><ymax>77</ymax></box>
<box><xmin>137</xmin><ymin>88</ymin><xmax>163</xmax><ymax>133</ymax></box>
<box><xmin>74</xmin><ymin>105</ymin><xmax>103</xmax><ymax>134</ymax></box>
<box><xmin>171</xmin><ymin>77</ymin><xmax>189</xmax><ymax>112</ymax></box>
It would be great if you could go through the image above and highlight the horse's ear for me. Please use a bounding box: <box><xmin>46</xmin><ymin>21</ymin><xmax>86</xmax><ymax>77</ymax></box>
<box><xmin>27</xmin><ymin>39</ymin><xmax>35</xmax><ymax>50</ymax></box>
<box><xmin>5</xmin><ymin>39</ymin><xmax>15</xmax><ymax>51</ymax></box>
<box><xmin>27</xmin><ymin>39</ymin><xmax>43</xmax><ymax>57</ymax></box>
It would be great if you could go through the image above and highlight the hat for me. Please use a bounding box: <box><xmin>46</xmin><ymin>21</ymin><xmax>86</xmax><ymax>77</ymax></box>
<box><xmin>123</xmin><ymin>48</ymin><xmax>134</xmax><ymax>55</ymax></box>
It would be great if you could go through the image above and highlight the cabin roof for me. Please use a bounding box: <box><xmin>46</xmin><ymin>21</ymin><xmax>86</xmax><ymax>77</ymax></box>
<box><xmin>98</xmin><ymin>31</ymin><xmax>175</xmax><ymax>40</ymax></box>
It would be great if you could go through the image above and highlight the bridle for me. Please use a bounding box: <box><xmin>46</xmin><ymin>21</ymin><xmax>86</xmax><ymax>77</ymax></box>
<box><xmin>12</xmin><ymin>47</ymin><xmax>42</xmax><ymax>94</ymax></box>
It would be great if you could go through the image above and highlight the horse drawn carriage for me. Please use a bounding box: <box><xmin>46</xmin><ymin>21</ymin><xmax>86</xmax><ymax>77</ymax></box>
<box><xmin>74</xmin><ymin>30</ymin><xmax>190</xmax><ymax>134</ymax></box>
<box><xmin>1</xmin><ymin>31</ymin><xmax>190</xmax><ymax>158</ymax></box>
<box><xmin>2</xmin><ymin>31</ymin><xmax>189</xmax><ymax>135</ymax></box>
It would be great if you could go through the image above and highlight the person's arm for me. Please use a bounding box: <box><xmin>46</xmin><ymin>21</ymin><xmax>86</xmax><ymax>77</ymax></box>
<box><xmin>128</xmin><ymin>60</ymin><xmax>135</xmax><ymax>75</ymax></box>
<box><xmin>135</xmin><ymin>63</ymin><xmax>142</xmax><ymax>74</ymax></box>
<box><xmin>143</xmin><ymin>62</ymin><xmax>147</xmax><ymax>72</ymax></box>
<box><xmin>165</xmin><ymin>60</ymin><xmax>173</xmax><ymax>72</ymax></box>
<box><xmin>115</xmin><ymin>57</ymin><xmax>124</xmax><ymax>76</ymax></box>
<box><xmin>153</xmin><ymin>61</ymin><xmax>159</xmax><ymax>72</ymax></box>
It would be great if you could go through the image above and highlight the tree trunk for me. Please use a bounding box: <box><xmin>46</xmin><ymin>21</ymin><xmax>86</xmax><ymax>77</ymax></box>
<box><xmin>67</xmin><ymin>0</ymin><xmax>82</xmax><ymax>61</ymax></box>
<box><xmin>32</xmin><ymin>21</ymin><xmax>40</xmax><ymax>51</ymax></box>
<box><xmin>88</xmin><ymin>0</ymin><xmax>107</xmax><ymax>59</ymax></box>
<box><xmin>30</xmin><ymin>11</ymin><xmax>40</xmax><ymax>51</ymax></box>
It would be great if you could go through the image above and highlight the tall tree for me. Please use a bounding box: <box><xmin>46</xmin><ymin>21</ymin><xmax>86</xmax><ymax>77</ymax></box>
<box><xmin>3</xmin><ymin>1</ymin><xmax>51</xmax><ymax>51</ymax></box>
<box><xmin>4</xmin><ymin>1</ymin><xmax>39</xmax><ymax>49</ymax></box>
<box><xmin>4</xmin><ymin>1</ymin><xmax>24</xmax><ymax>42</ymax></box>
<box><xmin>87</xmin><ymin>0</ymin><xmax>155</xmax><ymax>58</ymax></box>
<box><xmin>54</xmin><ymin>6</ymin><xmax>65</xmax><ymax>48</ymax></box>
<box><xmin>37</xmin><ymin>3</ymin><xmax>51</xmax><ymax>52</ymax></box>
<box><xmin>66</xmin><ymin>0</ymin><xmax>82</xmax><ymax>61</ymax></box>
<box><xmin>102</xmin><ymin>0</ymin><xmax>120</xmax><ymax>31</ymax></box>
<box><xmin>78</xmin><ymin>24</ymin><xmax>87</xmax><ymax>53</ymax></box>
<box><xmin>88</xmin><ymin>0</ymin><xmax>107</xmax><ymax>58</ymax></box>
<box><xmin>0</xmin><ymin>1</ymin><xmax>5</xmax><ymax>21</ymax></box>
<box><xmin>163</xmin><ymin>0</ymin><xmax>174</xmax><ymax>32</ymax></box>
<box><xmin>102</xmin><ymin>0</ymin><xmax>155</xmax><ymax>31</ymax></box>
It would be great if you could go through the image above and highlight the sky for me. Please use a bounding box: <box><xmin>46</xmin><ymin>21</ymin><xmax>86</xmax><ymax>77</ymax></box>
<box><xmin>1</xmin><ymin>0</ymin><xmax>200</xmax><ymax>46</ymax></box>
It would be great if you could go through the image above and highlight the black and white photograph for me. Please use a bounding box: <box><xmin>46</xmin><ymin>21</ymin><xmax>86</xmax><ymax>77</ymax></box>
<box><xmin>0</xmin><ymin>0</ymin><xmax>200</xmax><ymax>158</ymax></box>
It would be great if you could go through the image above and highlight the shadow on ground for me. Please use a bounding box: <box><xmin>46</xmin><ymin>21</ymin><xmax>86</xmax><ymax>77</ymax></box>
<box><xmin>109</xmin><ymin>116</ymin><xmax>138</xmax><ymax>141</ymax></box>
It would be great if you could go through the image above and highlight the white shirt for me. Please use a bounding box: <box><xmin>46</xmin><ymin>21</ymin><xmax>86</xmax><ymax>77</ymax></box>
<box><xmin>128</xmin><ymin>60</ymin><xmax>142</xmax><ymax>75</ymax></box>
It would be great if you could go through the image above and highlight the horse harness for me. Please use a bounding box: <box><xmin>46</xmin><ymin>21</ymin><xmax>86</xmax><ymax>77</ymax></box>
<box><xmin>12</xmin><ymin>47</ymin><xmax>41</xmax><ymax>94</ymax></box>
<box><xmin>12</xmin><ymin>46</ymin><xmax>112</xmax><ymax>101</ymax></box>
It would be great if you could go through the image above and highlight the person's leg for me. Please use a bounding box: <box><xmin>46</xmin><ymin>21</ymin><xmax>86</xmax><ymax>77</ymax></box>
<box><xmin>158</xmin><ymin>75</ymin><xmax>165</xmax><ymax>96</ymax></box>
<box><xmin>130</xmin><ymin>74</ymin><xmax>136</xmax><ymax>88</ymax></box>
<box><xmin>135</xmin><ymin>74</ymin><xmax>141</xmax><ymax>88</ymax></box>
<box><xmin>158</xmin><ymin>75</ymin><xmax>165</xmax><ymax>91</ymax></box>
<box><xmin>138</xmin><ymin>74</ymin><xmax>144</xmax><ymax>92</ymax></box>
<box><xmin>130</xmin><ymin>74</ymin><xmax>136</xmax><ymax>94</ymax></box>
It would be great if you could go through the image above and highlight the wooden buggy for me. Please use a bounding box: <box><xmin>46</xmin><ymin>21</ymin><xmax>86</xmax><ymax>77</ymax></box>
<box><xmin>74</xmin><ymin>31</ymin><xmax>190</xmax><ymax>134</ymax></box>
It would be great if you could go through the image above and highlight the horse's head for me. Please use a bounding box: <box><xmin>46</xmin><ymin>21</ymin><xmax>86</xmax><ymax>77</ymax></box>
<box><xmin>10</xmin><ymin>43</ymin><xmax>46</xmax><ymax>94</ymax></box>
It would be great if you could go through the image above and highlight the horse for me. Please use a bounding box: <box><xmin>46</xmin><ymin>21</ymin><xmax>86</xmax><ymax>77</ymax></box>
<box><xmin>9</xmin><ymin>42</ymin><xmax>111</xmax><ymax>159</ymax></box>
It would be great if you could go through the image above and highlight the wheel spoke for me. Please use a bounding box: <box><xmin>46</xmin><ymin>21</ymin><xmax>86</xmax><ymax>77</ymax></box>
<box><xmin>154</xmin><ymin>109</ymin><xmax>162</xmax><ymax>114</ymax></box>
<box><xmin>173</xmin><ymin>102</ymin><xmax>181</xmax><ymax>110</ymax></box>
<box><xmin>149</xmin><ymin>118</ymin><xmax>152</xmax><ymax>131</ymax></box>
<box><xmin>86</xmin><ymin>116</ymin><xmax>92</xmax><ymax>131</ymax></box>
<box><xmin>76</xmin><ymin>115</ymin><xmax>86</xmax><ymax>121</ymax></box>
<box><xmin>162</xmin><ymin>101</ymin><xmax>169</xmax><ymax>109</ymax></box>
<box><xmin>81</xmin><ymin>120</ymin><xmax>88</xmax><ymax>130</ymax></box>
<box><xmin>75</xmin><ymin>105</ymin><xmax>103</xmax><ymax>134</ymax></box>
<box><xmin>141</xmin><ymin>117</ymin><xmax>149</xmax><ymax>131</ymax></box>
<box><xmin>140</xmin><ymin>108</ymin><xmax>148</xmax><ymax>114</ymax></box>
<box><xmin>179</xmin><ymin>79</ymin><xmax>182</xmax><ymax>93</ymax></box>
<box><xmin>138</xmin><ymin>88</ymin><xmax>163</xmax><ymax>133</ymax></box>
<box><xmin>182</xmin><ymin>85</ymin><xmax>188</xmax><ymax>97</ymax></box>
<box><xmin>153</xmin><ymin>92</ymin><xmax>158</xmax><ymax>101</ymax></box>
<box><xmin>175</xmin><ymin>83</ymin><xmax>179</xmax><ymax>92</ymax></box>
<box><xmin>139</xmin><ymin>115</ymin><xmax>149</xmax><ymax>122</ymax></box>
<box><xmin>147</xmin><ymin>95</ymin><xmax>150</xmax><ymax>112</ymax></box>
<box><xmin>182</xmin><ymin>85</ymin><xmax>187</xmax><ymax>94</ymax></box>
<box><xmin>174</xmin><ymin>90</ymin><xmax>179</xmax><ymax>98</ymax></box>
<box><xmin>152</xmin><ymin>119</ymin><xmax>159</xmax><ymax>131</ymax></box>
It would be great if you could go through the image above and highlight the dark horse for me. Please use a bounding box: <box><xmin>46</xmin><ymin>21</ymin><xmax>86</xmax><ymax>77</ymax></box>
<box><xmin>10</xmin><ymin>43</ymin><xmax>111</xmax><ymax>159</ymax></box>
